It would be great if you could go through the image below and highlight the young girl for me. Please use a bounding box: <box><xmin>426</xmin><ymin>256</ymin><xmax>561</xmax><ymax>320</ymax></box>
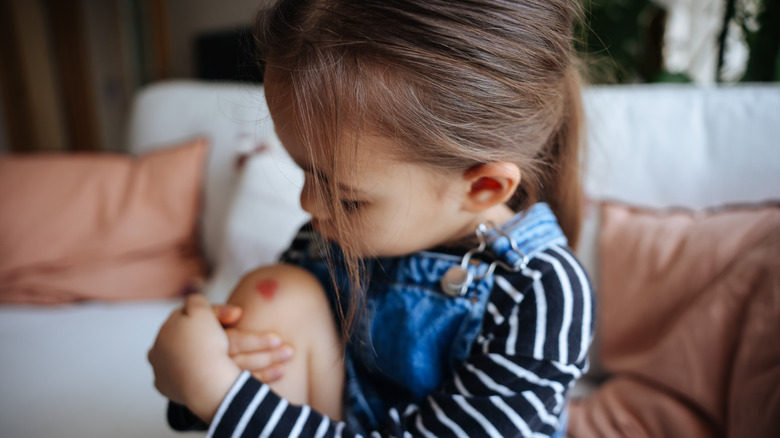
<box><xmin>148</xmin><ymin>0</ymin><xmax>594</xmax><ymax>437</ymax></box>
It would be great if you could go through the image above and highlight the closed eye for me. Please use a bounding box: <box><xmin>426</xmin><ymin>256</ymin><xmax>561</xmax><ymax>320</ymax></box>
<box><xmin>341</xmin><ymin>199</ymin><xmax>367</xmax><ymax>213</ymax></box>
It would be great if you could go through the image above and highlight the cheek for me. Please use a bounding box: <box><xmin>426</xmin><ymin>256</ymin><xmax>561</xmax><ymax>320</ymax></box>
<box><xmin>376</xmin><ymin>189</ymin><xmax>445</xmax><ymax>232</ymax></box>
<box><xmin>365</xmin><ymin>200</ymin><xmax>413</xmax><ymax>233</ymax></box>
<box><xmin>345</xmin><ymin>183</ymin><xmax>455</xmax><ymax>256</ymax></box>
<box><xmin>355</xmin><ymin>205</ymin><xmax>426</xmax><ymax>255</ymax></box>
<box><xmin>338</xmin><ymin>210</ymin><xmax>398</xmax><ymax>256</ymax></box>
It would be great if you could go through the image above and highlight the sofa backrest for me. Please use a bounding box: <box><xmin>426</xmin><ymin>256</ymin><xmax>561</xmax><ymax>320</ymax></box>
<box><xmin>582</xmin><ymin>84</ymin><xmax>780</xmax><ymax>209</ymax></box>
<box><xmin>127</xmin><ymin>81</ymin><xmax>780</xmax><ymax>270</ymax></box>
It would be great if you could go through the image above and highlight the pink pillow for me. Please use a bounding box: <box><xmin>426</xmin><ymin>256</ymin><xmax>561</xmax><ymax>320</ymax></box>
<box><xmin>569</xmin><ymin>203</ymin><xmax>780</xmax><ymax>437</ymax></box>
<box><xmin>0</xmin><ymin>139</ymin><xmax>209</xmax><ymax>304</ymax></box>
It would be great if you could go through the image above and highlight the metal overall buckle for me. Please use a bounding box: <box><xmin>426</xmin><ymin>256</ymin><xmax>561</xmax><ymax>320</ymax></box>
<box><xmin>440</xmin><ymin>221</ymin><xmax>530</xmax><ymax>300</ymax></box>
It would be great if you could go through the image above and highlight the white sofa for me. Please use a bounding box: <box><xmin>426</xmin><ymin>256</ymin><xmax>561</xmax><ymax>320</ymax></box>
<box><xmin>0</xmin><ymin>81</ymin><xmax>777</xmax><ymax>438</ymax></box>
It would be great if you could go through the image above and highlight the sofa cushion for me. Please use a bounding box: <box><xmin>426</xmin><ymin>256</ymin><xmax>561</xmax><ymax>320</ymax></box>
<box><xmin>0</xmin><ymin>138</ymin><xmax>209</xmax><ymax>304</ymax></box>
<box><xmin>569</xmin><ymin>202</ymin><xmax>780</xmax><ymax>437</ymax></box>
<box><xmin>127</xmin><ymin>82</ymin><xmax>279</xmax><ymax>269</ymax></box>
<box><xmin>202</xmin><ymin>146</ymin><xmax>307</xmax><ymax>303</ymax></box>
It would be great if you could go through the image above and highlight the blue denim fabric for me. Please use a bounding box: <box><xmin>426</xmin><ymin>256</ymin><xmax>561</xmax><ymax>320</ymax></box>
<box><xmin>282</xmin><ymin>203</ymin><xmax>567</xmax><ymax>434</ymax></box>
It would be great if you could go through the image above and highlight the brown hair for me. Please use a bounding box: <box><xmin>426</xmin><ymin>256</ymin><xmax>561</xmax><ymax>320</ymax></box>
<box><xmin>254</xmin><ymin>0</ymin><xmax>585</xmax><ymax>332</ymax></box>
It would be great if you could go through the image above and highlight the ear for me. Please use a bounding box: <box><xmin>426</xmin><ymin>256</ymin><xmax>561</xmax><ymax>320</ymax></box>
<box><xmin>461</xmin><ymin>163</ymin><xmax>521</xmax><ymax>213</ymax></box>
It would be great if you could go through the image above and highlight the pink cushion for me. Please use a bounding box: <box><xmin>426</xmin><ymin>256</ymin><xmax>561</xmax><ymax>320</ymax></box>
<box><xmin>570</xmin><ymin>202</ymin><xmax>780</xmax><ymax>438</ymax></box>
<box><xmin>0</xmin><ymin>139</ymin><xmax>209</xmax><ymax>304</ymax></box>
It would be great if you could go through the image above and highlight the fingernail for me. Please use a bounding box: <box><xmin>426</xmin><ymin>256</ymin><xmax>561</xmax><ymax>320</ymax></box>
<box><xmin>279</xmin><ymin>346</ymin><xmax>294</xmax><ymax>360</ymax></box>
<box><xmin>267</xmin><ymin>336</ymin><xmax>282</xmax><ymax>347</ymax></box>
<box><xmin>266</xmin><ymin>365</ymin><xmax>283</xmax><ymax>380</ymax></box>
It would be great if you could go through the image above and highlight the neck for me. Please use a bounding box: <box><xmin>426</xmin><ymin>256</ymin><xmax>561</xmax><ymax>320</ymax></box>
<box><xmin>481</xmin><ymin>203</ymin><xmax>517</xmax><ymax>225</ymax></box>
<box><xmin>448</xmin><ymin>203</ymin><xmax>517</xmax><ymax>246</ymax></box>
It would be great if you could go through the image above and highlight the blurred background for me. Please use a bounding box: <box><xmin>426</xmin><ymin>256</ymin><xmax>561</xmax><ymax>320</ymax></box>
<box><xmin>0</xmin><ymin>0</ymin><xmax>778</xmax><ymax>155</ymax></box>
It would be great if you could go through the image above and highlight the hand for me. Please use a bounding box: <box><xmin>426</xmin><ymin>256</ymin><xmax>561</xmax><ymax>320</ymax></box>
<box><xmin>213</xmin><ymin>304</ymin><xmax>295</xmax><ymax>382</ymax></box>
<box><xmin>148</xmin><ymin>294</ymin><xmax>242</xmax><ymax>423</ymax></box>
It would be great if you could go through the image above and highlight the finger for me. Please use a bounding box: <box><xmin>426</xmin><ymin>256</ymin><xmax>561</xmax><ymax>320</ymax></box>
<box><xmin>226</xmin><ymin>329</ymin><xmax>283</xmax><ymax>355</ymax></box>
<box><xmin>231</xmin><ymin>345</ymin><xmax>294</xmax><ymax>370</ymax></box>
<box><xmin>251</xmin><ymin>363</ymin><xmax>285</xmax><ymax>383</ymax></box>
<box><xmin>214</xmin><ymin>305</ymin><xmax>243</xmax><ymax>326</ymax></box>
<box><xmin>183</xmin><ymin>293</ymin><xmax>209</xmax><ymax>315</ymax></box>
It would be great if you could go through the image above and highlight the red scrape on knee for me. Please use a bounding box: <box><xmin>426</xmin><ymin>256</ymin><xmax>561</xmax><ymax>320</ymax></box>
<box><xmin>255</xmin><ymin>279</ymin><xmax>278</xmax><ymax>300</ymax></box>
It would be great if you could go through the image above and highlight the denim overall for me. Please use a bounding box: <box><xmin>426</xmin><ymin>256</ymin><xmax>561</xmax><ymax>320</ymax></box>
<box><xmin>281</xmin><ymin>203</ymin><xmax>568</xmax><ymax>436</ymax></box>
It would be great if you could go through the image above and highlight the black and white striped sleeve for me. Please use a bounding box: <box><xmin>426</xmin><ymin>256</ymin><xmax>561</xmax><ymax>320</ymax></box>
<box><xmin>204</xmin><ymin>244</ymin><xmax>594</xmax><ymax>438</ymax></box>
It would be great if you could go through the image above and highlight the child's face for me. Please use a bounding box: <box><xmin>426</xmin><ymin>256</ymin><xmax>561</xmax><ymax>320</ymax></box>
<box><xmin>266</xmin><ymin>71</ymin><xmax>479</xmax><ymax>257</ymax></box>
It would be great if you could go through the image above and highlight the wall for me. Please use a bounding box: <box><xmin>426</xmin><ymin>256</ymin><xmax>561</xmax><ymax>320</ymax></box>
<box><xmin>1</xmin><ymin>0</ymin><xmax>69</xmax><ymax>152</ymax></box>
<box><xmin>83</xmin><ymin>0</ymin><xmax>132</xmax><ymax>151</ymax></box>
<box><xmin>0</xmin><ymin>85</ymin><xmax>7</xmax><ymax>154</ymax></box>
<box><xmin>167</xmin><ymin>0</ymin><xmax>262</xmax><ymax>78</ymax></box>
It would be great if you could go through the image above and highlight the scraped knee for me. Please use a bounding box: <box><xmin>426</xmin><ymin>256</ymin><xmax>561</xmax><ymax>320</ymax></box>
<box><xmin>227</xmin><ymin>264</ymin><xmax>333</xmax><ymax>330</ymax></box>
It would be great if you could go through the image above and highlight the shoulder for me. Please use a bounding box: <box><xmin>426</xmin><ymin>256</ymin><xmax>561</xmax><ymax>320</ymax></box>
<box><xmin>481</xmin><ymin>244</ymin><xmax>595</xmax><ymax>365</ymax></box>
<box><xmin>524</xmin><ymin>244</ymin><xmax>593</xmax><ymax>310</ymax></box>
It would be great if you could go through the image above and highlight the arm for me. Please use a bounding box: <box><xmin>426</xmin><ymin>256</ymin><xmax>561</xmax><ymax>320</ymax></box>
<box><xmin>163</xmin><ymin>262</ymin><xmax>343</xmax><ymax>431</ymax></box>
<box><xmin>165</xmin><ymin>304</ymin><xmax>294</xmax><ymax>432</ymax></box>
<box><xmin>205</xmin><ymin>245</ymin><xmax>594</xmax><ymax>437</ymax></box>
<box><xmin>148</xmin><ymin>294</ymin><xmax>243</xmax><ymax>424</ymax></box>
<box><xmin>206</xmin><ymin>357</ymin><xmax>583</xmax><ymax>437</ymax></box>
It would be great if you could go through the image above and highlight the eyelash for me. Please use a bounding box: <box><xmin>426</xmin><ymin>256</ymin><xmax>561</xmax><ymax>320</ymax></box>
<box><xmin>302</xmin><ymin>171</ymin><xmax>365</xmax><ymax>213</ymax></box>
<box><xmin>341</xmin><ymin>199</ymin><xmax>366</xmax><ymax>213</ymax></box>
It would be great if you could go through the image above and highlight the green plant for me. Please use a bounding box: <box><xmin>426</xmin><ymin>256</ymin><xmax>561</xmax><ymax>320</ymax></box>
<box><xmin>724</xmin><ymin>0</ymin><xmax>780</xmax><ymax>81</ymax></box>
<box><xmin>579</xmin><ymin>0</ymin><xmax>779</xmax><ymax>84</ymax></box>
<box><xmin>577</xmin><ymin>0</ymin><xmax>671</xmax><ymax>84</ymax></box>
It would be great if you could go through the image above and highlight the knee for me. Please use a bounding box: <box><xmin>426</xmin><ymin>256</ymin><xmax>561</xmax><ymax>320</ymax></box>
<box><xmin>227</xmin><ymin>264</ymin><xmax>332</xmax><ymax>330</ymax></box>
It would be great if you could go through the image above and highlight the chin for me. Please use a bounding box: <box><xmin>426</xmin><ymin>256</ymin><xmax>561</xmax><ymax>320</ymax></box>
<box><xmin>365</xmin><ymin>240</ymin><xmax>431</xmax><ymax>259</ymax></box>
<box><xmin>311</xmin><ymin>219</ymin><xmax>349</xmax><ymax>249</ymax></box>
<box><xmin>312</xmin><ymin>219</ymin><xmax>334</xmax><ymax>241</ymax></box>
<box><xmin>311</xmin><ymin>224</ymin><xmax>430</xmax><ymax>259</ymax></box>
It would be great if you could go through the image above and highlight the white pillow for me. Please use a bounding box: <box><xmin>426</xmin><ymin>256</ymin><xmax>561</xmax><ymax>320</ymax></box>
<box><xmin>203</xmin><ymin>141</ymin><xmax>308</xmax><ymax>303</ymax></box>
<box><xmin>127</xmin><ymin>82</ymin><xmax>275</xmax><ymax>268</ymax></box>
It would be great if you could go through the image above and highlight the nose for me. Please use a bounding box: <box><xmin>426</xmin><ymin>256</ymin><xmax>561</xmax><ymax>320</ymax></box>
<box><xmin>299</xmin><ymin>176</ymin><xmax>330</xmax><ymax>220</ymax></box>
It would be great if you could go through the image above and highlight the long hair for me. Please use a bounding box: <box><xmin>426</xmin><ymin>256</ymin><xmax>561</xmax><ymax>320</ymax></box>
<box><xmin>254</xmin><ymin>0</ymin><xmax>585</xmax><ymax>334</ymax></box>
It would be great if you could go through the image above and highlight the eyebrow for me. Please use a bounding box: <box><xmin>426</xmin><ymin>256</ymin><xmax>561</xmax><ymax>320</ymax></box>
<box><xmin>295</xmin><ymin>157</ymin><xmax>367</xmax><ymax>198</ymax></box>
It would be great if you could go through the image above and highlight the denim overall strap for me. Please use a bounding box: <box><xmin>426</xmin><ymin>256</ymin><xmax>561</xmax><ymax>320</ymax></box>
<box><xmin>342</xmin><ymin>202</ymin><xmax>569</xmax><ymax>433</ymax></box>
<box><xmin>485</xmin><ymin>202</ymin><xmax>568</xmax><ymax>270</ymax></box>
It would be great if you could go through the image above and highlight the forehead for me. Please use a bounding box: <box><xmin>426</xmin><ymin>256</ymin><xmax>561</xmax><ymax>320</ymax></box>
<box><xmin>265</xmin><ymin>68</ymin><xmax>383</xmax><ymax>175</ymax></box>
<box><xmin>264</xmin><ymin>68</ymin><xmax>296</xmax><ymax>135</ymax></box>
<box><xmin>264</xmin><ymin>67</ymin><xmax>455</xmax><ymax>194</ymax></box>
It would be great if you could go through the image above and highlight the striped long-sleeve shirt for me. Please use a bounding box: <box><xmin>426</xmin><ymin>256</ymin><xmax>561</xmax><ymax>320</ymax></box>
<box><xmin>191</xmin><ymin>243</ymin><xmax>594</xmax><ymax>438</ymax></box>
